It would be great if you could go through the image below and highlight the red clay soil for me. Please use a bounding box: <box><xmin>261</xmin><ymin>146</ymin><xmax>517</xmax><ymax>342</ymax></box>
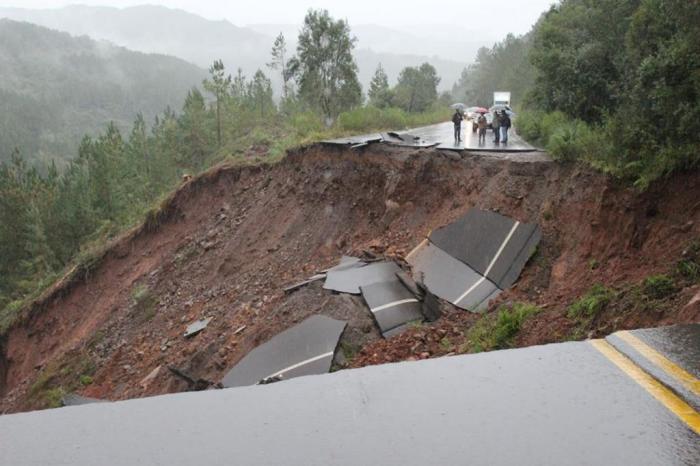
<box><xmin>1</xmin><ymin>144</ymin><xmax>699</xmax><ymax>413</ymax></box>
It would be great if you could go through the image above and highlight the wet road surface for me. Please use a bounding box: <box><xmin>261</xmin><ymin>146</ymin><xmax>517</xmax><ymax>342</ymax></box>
<box><xmin>607</xmin><ymin>324</ymin><xmax>700</xmax><ymax>412</ymax></box>
<box><xmin>0</xmin><ymin>325</ymin><xmax>697</xmax><ymax>465</ymax></box>
<box><xmin>400</xmin><ymin>121</ymin><xmax>537</xmax><ymax>152</ymax></box>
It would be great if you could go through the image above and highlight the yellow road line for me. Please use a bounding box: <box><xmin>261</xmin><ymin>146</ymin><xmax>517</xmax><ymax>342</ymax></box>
<box><xmin>617</xmin><ymin>330</ymin><xmax>700</xmax><ymax>397</ymax></box>
<box><xmin>405</xmin><ymin>238</ymin><xmax>429</xmax><ymax>262</ymax></box>
<box><xmin>590</xmin><ymin>339</ymin><xmax>700</xmax><ymax>436</ymax></box>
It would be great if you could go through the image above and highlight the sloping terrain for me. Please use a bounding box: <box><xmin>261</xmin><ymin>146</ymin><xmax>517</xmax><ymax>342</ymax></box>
<box><xmin>1</xmin><ymin>144</ymin><xmax>699</xmax><ymax>412</ymax></box>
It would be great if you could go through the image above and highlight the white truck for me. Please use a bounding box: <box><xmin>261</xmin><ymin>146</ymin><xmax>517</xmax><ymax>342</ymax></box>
<box><xmin>493</xmin><ymin>91</ymin><xmax>511</xmax><ymax>107</ymax></box>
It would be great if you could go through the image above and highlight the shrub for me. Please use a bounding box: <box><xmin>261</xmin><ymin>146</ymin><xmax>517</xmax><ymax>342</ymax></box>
<box><xmin>79</xmin><ymin>374</ymin><xmax>93</xmax><ymax>386</ymax></box>
<box><xmin>567</xmin><ymin>284</ymin><xmax>614</xmax><ymax>319</ymax></box>
<box><xmin>468</xmin><ymin>302</ymin><xmax>542</xmax><ymax>352</ymax></box>
<box><xmin>642</xmin><ymin>274</ymin><xmax>676</xmax><ymax>299</ymax></box>
<box><xmin>676</xmin><ymin>241</ymin><xmax>700</xmax><ymax>282</ymax></box>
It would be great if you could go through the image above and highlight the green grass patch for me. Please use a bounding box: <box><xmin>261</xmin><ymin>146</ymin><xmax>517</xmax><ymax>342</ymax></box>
<box><xmin>467</xmin><ymin>302</ymin><xmax>542</xmax><ymax>353</ymax></box>
<box><xmin>642</xmin><ymin>274</ymin><xmax>676</xmax><ymax>299</ymax></box>
<box><xmin>567</xmin><ymin>284</ymin><xmax>614</xmax><ymax>320</ymax></box>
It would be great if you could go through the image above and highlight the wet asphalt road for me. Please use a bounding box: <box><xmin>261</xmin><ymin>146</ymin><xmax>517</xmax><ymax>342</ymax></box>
<box><xmin>0</xmin><ymin>325</ymin><xmax>697</xmax><ymax>465</ymax></box>
<box><xmin>401</xmin><ymin>121</ymin><xmax>537</xmax><ymax>152</ymax></box>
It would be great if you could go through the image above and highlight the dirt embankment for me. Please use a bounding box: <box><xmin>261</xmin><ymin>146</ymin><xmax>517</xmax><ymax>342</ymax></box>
<box><xmin>1</xmin><ymin>144</ymin><xmax>699</xmax><ymax>413</ymax></box>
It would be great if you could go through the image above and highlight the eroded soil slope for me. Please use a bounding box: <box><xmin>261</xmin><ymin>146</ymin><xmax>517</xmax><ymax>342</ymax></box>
<box><xmin>1</xmin><ymin>144</ymin><xmax>699</xmax><ymax>413</ymax></box>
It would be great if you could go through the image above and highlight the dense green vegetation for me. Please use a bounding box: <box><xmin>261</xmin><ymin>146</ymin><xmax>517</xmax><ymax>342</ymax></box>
<box><xmin>453</xmin><ymin>0</ymin><xmax>700</xmax><ymax>188</ymax></box>
<box><xmin>0</xmin><ymin>19</ymin><xmax>207</xmax><ymax>166</ymax></box>
<box><xmin>0</xmin><ymin>9</ymin><xmax>449</xmax><ymax>332</ymax></box>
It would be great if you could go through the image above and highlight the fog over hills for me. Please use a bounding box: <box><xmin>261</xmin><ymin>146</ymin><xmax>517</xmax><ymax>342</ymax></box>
<box><xmin>0</xmin><ymin>4</ymin><xmax>481</xmax><ymax>91</ymax></box>
<box><xmin>0</xmin><ymin>18</ymin><xmax>206</xmax><ymax>164</ymax></box>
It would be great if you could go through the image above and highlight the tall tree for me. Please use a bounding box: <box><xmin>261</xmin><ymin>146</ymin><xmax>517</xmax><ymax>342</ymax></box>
<box><xmin>248</xmin><ymin>70</ymin><xmax>275</xmax><ymax>119</ymax></box>
<box><xmin>394</xmin><ymin>63</ymin><xmax>440</xmax><ymax>112</ymax></box>
<box><xmin>368</xmin><ymin>63</ymin><xmax>392</xmax><ymax>108</ymax></box>
<box><xmin>267</xmin><ymin>32</ymin><xmax>292</xmax><ymax>100</ymax></box>
<box><xmin>291</xmin><ymin>9</ymin><xmax>362</xmax><ymax>124</ymax></box>
<box><xmin>203</xmin><ymin>59</ymin><xmax>232</xmax><ymax>147</ymax></box>
<box><xmin>179</xmin><ymin>88</ymin><xmax>211</xmax><ymax>169</ymax></box>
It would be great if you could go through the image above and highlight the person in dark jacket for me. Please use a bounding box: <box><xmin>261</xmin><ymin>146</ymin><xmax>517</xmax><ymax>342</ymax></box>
<box><xmin>500</xmin><ymin>111</ymin><xmax>512</xmax><ymax>143</ymax></box>
<box><xmin>492</xmin><ymin>111</ymin><xmax>501</xmax><ymax>143</ymax></box>
<box><xmin>452</xmin><ymin>109</ymin><xmax>463</xmax><ymax>142</ymax></box>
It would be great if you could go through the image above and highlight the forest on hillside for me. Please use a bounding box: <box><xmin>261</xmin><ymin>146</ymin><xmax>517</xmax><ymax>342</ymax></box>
<box><xmin>0</xmin><ymin>9</ymin><xmax>451</xmax><ymax>329</ymax></box>
<box><xmin>0</xmin><ymin>19</ymin><xmax>206</xmax><ymax>165</ymax></box>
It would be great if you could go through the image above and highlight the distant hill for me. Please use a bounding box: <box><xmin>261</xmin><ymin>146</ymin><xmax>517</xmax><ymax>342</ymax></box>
<box><xmin>0</xmin><ymin>5</ymin><xmax>470</xmax><ymax>92</ymax></box>
<box><xmin>0</xmin><ymin>19</ymin><xmax>206</xmax><ymax>165</ymax></box>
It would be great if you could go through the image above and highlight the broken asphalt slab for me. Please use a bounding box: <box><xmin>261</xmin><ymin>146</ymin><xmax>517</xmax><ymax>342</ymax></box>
<box><xmin>429</xmin><ymin>208</ymin><xmax>541</xmax><ymax>289</ymax></box>
<box><xmin>183</xmin><ymin>317</ymin><xmax>212</xmax><ymax>338</ymax></box>
<box><xmin>321</xmin><ymin>134</ymin><xmax>383</xmax><ymax>146</ymax></box>
<box><xmin>221</xmin><ymin>315</ymin><xmax>346</xmax><ymax>388</ymax></box>
<box><xmin>408</xmin><ymin>241</ymin><xmax>500</xmax><ymax>311</ymax></box>
<box><xmin>61</xmin><ymin>394</ymin><xmax>106</xmax><ymax>407</ymax></box>
<box><xmin>360</xmin><ymin>280</ymin><xmax>423</xmax><ymax>337</ymax></box>
<box><xmin>324</xmin><ymin>261</ymin><xmax>401</xmax><ymax>295</ymax></box>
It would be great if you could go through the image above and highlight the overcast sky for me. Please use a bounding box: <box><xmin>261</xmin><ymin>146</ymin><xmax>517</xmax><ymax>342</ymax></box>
<box><xmin>1</xmin><ymin>0</ymin><xmax>557</xmax><ymax>34</ymax></box>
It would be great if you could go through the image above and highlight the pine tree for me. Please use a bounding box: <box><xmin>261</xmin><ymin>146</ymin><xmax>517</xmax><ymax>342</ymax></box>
<box><xmin>267</xmin><ymin>32</ymin><xmax>292</xmax><ymax>100</ymax></box>
<box><xmin>179</xmin><ymin>88</ymin><xmax>212</xmax><ymax>169</ymax></box>
<box><xmin>203</xmin><ymin>60</ymin><xmax>232</xmax><ymax>147</ymax></box>
<box><xmin>368</xmin><ymin>64</ymin><xmax>392</xmax><ymax>108</ymax></box>
<box><xmin>248</xmin><ymin>70</ymin><xmax>275</xmax><ymax>119</ymax></box>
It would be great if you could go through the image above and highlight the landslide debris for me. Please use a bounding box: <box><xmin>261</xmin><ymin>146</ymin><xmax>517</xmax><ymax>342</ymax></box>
<box><xmin>2</xmin><ymin>143</ymin><xmax>699</xmax><ymax>413</ymax></box>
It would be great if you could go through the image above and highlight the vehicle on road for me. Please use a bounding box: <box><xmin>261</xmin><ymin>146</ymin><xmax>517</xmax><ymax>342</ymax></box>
<box><xmin>472</xmin><ymin>112</ymin><xmax>493</xmax><ymax>132</ymax></box>
<box><xmin>493</xmin><ymin>91</ymin><xmax>511</xmax><ymax>106</ymax></box>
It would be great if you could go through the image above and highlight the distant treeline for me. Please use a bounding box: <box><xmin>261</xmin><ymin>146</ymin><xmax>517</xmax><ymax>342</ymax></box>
<box><xmin>452</xmin><ymin>0</ymin><xmax>700</xmax><ymax>188</ymax></box>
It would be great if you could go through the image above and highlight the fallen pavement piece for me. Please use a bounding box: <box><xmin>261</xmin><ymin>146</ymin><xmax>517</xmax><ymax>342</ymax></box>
<box><xmin>321</xmin><ymin>133</ymin><xmax>383</xmax><ymax>146</ymax></box>
<box><xmin>429</xmin><ymin>208</ymin><xmax>541</xmax><ymax>289</ymax></box>
<box><xmin>324</xmin><ymin>261</ymin><xmax>401</xmax><ymax>295</ymax></box>
<box><xmin>283</xmin><ymin>273</ymin><xmax>326</xmax><ymax>294</ymax></box>
<box><xmin>408</xmin><ymin>241</ymin><xmax>500</xmax><ymax>311</ymax></box>
<box><xmin>361</xmin><ymin>280</ymin><xmax>423</xmax><ymax>338</ymax></box>
<box><xmin>322</xmin><ymin>255</ymin><xmax>365</xmax><ymax>273</ymax></box>
<box><xmin>184</xmin><ymin>317</ymin><xmax>212</xmax><ymax>338</ymax></box>
<box><xmin>61</xmin><ymin>394</ymin><xmax>106</xmax><ymax>407</ymax></box>
<box><xmin>221</xmin><ymin>315</ymin><xmax>347</xmax><ymax>388</ymax></box>
<box><xmin>395</xmin><ymin>270</ymin><xmax>422</xmax><ymax>298</ymax></box>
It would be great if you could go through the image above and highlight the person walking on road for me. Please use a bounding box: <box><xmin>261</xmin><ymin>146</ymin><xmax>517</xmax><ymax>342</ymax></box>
<box><xmin>500</xmin><ymin>111</ymin><xmax>511</xmax><ymax>144</ymax></box>
<box><xmin>452</xmin><ymin>109</ymin><xmax>463</xmax><ymax>143</ymax></box>
<box><xmin>492</xmin><ymin>111</ymin><xmax>501</xmax><ymax>144</ymax></box>
<box><xmin>477</xmin><ymin>113</ymin><xmax>488</xmax><ymax>144</ymax></box>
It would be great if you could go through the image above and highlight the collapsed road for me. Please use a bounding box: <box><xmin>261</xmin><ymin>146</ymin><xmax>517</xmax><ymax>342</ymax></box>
<box><xmin>323</xmin><ymin>121</ymin><xmax>539</xmax><ymax>153</ymax></box>
<box><xmin>1</xmin><ymin>324</ymin><xmax>698</xmax><ymax>465</ymax></box>
<box><xmin>1</xmin><ymin>123</ymin><xmax>699</xmax><ymax>419</ymax></box>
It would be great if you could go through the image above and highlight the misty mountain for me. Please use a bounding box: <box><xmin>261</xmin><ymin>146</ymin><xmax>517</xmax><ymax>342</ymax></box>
<box><xmin>0</xmin><ymin>4</ymin><xmax>470</xmax><ymax>92</ymax></box>
<box><xmin>249</xmin><ymin>23</ymin><xmax>488</xmax><ymax>64</ymax></box>
<box><xmin>0</xmin><ymin>19</ymin><xmax>206</xmax><ymax>165</ymax></box>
